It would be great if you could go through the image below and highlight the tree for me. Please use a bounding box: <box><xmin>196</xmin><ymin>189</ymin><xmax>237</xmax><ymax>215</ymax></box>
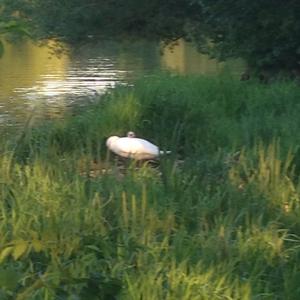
<box><xmin>0</xmin><ymin>0</ymin><xmax>31</xmax><ymax>57</ymax></box>
<box><xmin>4</xmin><ymin>0</ymin><xmax>300</xmax><ymax>77</ymax></box>
<box><xmin>189</xmin><ymin>0</ymin><xmax>300</xmax><ymax>79</ymax></box>
<box><xmin>5</xmin><ymin>0</ymin><xmax>194</xmax><ymax>42</ymax></box>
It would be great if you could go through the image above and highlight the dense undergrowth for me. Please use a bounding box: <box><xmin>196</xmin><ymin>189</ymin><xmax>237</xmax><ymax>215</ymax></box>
<box><xmin>1</xmin><ymin>74</ymin><xmax>300</xmax><ymax>299</ymax></box>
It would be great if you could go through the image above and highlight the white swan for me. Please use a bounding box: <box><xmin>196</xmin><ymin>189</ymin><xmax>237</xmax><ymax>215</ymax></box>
<box><xmin>106</xmin><ymin>131</ymin><xmax>170</xmax><ymax>160</ymax></box>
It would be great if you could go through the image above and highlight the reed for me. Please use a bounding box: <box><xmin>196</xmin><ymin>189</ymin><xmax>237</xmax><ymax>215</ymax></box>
<box><xmin>0</xmin><ymin>73</ymin><xmax>300</xmax><ymax>299</ymax></box>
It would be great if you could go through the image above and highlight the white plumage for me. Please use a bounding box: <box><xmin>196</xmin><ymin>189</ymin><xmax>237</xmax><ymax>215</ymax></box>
<box><xmin>106</xmin><ymin>132</ymin><xmax>168</xmax><ymax>160</ymax></box>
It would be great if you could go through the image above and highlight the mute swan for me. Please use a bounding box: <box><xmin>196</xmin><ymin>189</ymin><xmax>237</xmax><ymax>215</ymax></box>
<box><xmin>106</xmin><ymin>132</ymin><xmax>170</xmax><ymax>160</ymax></box>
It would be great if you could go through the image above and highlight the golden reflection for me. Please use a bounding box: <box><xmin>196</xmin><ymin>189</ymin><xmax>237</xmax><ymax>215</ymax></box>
<box><xmin>0</xmin><ymin>39</ymin><xmax>69</xmax><ymax>95</ymax></box>
<box><xmin>0</xmin><ymin>38</ymin><xmax>244</xmax><ymax>128</ymax></box>
<box><xmin>0</xmin><ymin>39</ymin><xmax>70</xmax><ymax>122</ymax></box>
<box><xmin>161</xmin><ymin>39</ymin><xmax>243</xmax><ymax>75</ymax></box>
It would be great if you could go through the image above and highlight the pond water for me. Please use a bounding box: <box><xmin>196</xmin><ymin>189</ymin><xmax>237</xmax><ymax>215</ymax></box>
<box><xmin>0</xmin><ymin>38</ymin><xmax>244</xmax><ymax>129</ymax></box>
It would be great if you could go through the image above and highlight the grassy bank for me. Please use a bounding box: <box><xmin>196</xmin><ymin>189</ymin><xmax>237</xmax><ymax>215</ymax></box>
<box><xmin>1</xmin><ymin>74</ymin><xmax>300</xmax><ymax>299</ymax></box>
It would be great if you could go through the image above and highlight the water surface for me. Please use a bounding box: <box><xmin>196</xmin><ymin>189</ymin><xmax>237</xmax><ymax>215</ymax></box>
<box><xmin>0</xmin><ymin>39</ymin><xmax>243</xmax><ymax>129</ymax></box>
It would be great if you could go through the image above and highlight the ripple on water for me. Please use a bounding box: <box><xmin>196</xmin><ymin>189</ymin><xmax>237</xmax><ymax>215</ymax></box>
<box><xmin>0</xmin><ymin>40</ymin><xmax>160</xmax><ymax>128</ymax></box>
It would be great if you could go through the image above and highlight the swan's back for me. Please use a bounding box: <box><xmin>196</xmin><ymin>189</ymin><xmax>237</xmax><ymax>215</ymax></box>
<box><xmin>108</xmin><ymin>136</ymin><xmax>159</xmax><ymax>160</ymax></box>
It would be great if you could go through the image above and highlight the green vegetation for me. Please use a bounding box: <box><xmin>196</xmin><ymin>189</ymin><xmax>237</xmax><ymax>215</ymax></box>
<box><xmin>1</xmin><ymin>73</ymin><xmax>300</xmax><ymax>299</ymax></box>
<box><xmin>188</xmin><ymin>1</ymin><xmax>300</xmax><ymax>78</ymax></box>
<box><xmin>4</xmin><ymin>0</ymin><xmax>300</xmax><ymax>76</ymax></box>
<box><xmin>0</xmin><ymin>0</ymin><xmax>31</xmax><ymax>58</ymax></box>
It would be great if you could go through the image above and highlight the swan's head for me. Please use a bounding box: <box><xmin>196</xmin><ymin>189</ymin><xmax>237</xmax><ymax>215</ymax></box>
<box><xmin>106</xmin><ymin>136</ymin><xmax>119</xmax><ymax>148</ymax></box>
<box><xmin>127</xmin><ymin>131</ymin><xmax>136</xmax><ymax>138</ymax></box>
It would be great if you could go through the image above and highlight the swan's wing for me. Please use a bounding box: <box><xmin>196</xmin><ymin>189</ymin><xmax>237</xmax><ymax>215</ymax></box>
<box><xmin>114</xmin><ymin>138</ymin><xmax>159</xmax><ymax>158</ymax></box>
<box><xmin>134</xmin><ymin>138</ymin><xmax>159</xmax><ymax>155</ymax></box>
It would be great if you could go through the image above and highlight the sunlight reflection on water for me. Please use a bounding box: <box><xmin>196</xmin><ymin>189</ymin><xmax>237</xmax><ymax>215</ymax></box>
<box><xmin>0</xmin><ymin>39</ymin><xmax>243</xmax><ymax>130</ymax></box>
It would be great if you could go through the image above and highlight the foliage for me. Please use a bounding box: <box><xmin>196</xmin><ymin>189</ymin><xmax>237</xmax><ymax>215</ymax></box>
<box><xmin>3</xmin><ymin>0</ymin><xmax>300</xmax><ymax>75</ymax></box>
<box><xmin>3</xmin><ymin>0</ymin><xmax>193</xmax><ymax>42</ymax></box>
<box><xmin>1</xmin><ymin>74</ymin><xmax>300</xmax><ymax>298</ymax></box>
<box><xmin>0</xmin><ymin>2</ymin><xmax>31</xmax><ymax>58</ymax></box>
<box><xmin>188</xmin><ymin>0</ymin><xmax>300</xmax><ymax>78</ymax></box>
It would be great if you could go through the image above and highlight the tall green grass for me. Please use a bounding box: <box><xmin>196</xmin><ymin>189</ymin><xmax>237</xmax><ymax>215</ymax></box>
<box><xmin>1</xmin><ymin>73</ymin><xmax>300</xmax><ymax>299</ymax></box>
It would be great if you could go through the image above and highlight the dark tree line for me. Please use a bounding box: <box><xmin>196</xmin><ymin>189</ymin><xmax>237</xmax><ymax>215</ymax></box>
<box><xmin>2</xmin><ymin>0</ymin><xmax>300</xmax><ymax>78</ymax></box>
<box><xmin>191</xmin><ymin>0</ymin><xmax>300</xmax><ymax>79</ymax></box>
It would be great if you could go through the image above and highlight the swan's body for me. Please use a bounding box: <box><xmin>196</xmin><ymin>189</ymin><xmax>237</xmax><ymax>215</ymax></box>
<box><xmin>106</xmin><ymin>132</ymin><xmax>167</xmax><ymax>160</ymax></box>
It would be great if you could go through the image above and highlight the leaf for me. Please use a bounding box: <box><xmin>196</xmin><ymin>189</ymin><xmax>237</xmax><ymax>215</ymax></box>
<box><xmin>0</xmin><ymin>40</ymin><xmax>3</xmax><ymax>58</ymax></box>
<box><xmin>86</xmin><ymin>245</ymin><xmax>102</xmax><ymax>253</ymax></box>
<box><xmin>0</xmin><ymin>247</ymin><xmax>13</xmax><ymax>263</ymax></box>
<box><xmin>12</xmin><ymin>240</ymin><xmax>28</xmax><ymax>260</ymax></box>
<box><xmin>32</xmin><ymin>239</ymin><xmax>43</xmax><ymax>252</ymax></box>
<box><xmin>0</xmin><ymin>268</ymin><xmax>21</xmax><ymax>291</ymax></box>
